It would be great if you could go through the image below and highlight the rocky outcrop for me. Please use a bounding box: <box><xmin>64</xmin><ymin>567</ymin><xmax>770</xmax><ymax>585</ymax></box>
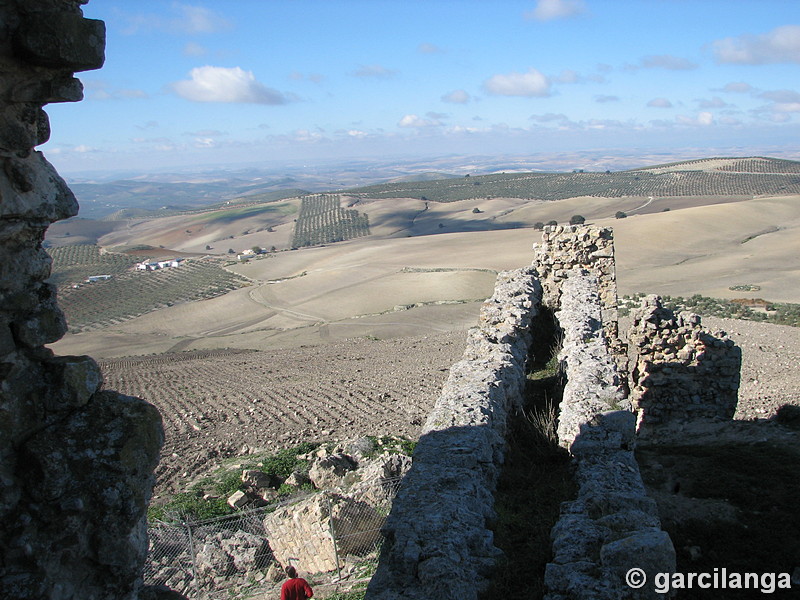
<box><xmin>0</xmin><ymin>2</ymin><xmax>169</xmax><ymax>598</ymax></box>
<box><xmin>366</xmin><ymin>267</ymin><xmax>542</xmax><ymax>600</ymax></box>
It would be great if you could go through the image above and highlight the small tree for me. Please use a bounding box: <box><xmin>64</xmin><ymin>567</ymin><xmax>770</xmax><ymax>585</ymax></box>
<box><xmin>615</xmin><ymin>211</ymin><xmax>627</xmax><ymax>219</ymax></box>
<box><xmin>547</xmin><ymin>220</ymin><xmax>558</xmax><ymax>226</ymax></box>
<box><xmin>228</xmin><ymin>248</ymin><xmax>235</xmax><ymax>254</ymax></box>
<box><xmin>534</xmin><ymin>222</ymin><xmax>544</xmax><ymax>230</ymax></box>
<box><xmin>569</xmin><ymin>215</ymin><xmax>585</xmax><ymax>225</ymax></box>
<box><xmin>205</xmin><ymin>244</ymin><xmax>213</xmax><ymax>250</ymax></box>
<box><xmin>251</xmin><ymin>245</ymin><xmax>262</xmax><ymax>254</ymax></box>
<box><xmin>472</xmin><ymin>207</ymin><xmax>482</xmax><ymax>214</ymax></box>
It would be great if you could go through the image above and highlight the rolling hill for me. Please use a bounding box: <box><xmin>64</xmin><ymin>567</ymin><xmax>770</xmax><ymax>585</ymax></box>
<box><xmin>48</xmin><ymin>156</ymin><xmax>800</xmax><ymax>359</ymax></box>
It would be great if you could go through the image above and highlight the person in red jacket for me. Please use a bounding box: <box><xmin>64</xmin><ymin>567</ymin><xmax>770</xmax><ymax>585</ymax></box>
<box><xmin>280</xmin><ymin>565</ymin><xmax>313</xmax><ymax>600</ymax></box>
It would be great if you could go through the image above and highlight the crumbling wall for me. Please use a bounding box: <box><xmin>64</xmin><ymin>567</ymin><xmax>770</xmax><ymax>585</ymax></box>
<box><xmin>366</xmin><ymin>267</ymin><xmax>542</xmax><ymax>600</ymax></box>
<box><xmin>554</xmin><ymin>270</ymin><xmax>628</xmax><ymax>448</ymax></box>
<box><xmin>628</xmin><ymin>295</ymin><xmax>741</xmax><ymax>436</ymax></box>
<box><xmin>0</xmin><ymin>2</ymin><xmax>169</xmax><ymax>598</ymax></box>
<box><xmin>533</xmin><ymin>225</ymin><xmax>619</xmax><ymax>335</ymax></box>
<box><xmin>545</xmin><ymin>271</ymin><xmax>675</xmax><ymax>599</ymax></box>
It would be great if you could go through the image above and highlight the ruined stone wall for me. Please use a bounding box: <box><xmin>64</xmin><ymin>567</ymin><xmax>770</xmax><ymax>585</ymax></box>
<box><xmin>366</xmin><ymin>267</ymin><xmax>541</xmax><ymax>600</ymax></box>
<box><xmin>0</xmin><ymin>2</ymin><xmax>169</xmax><ymax>598</ymax></box>
<box><xmin>545</xmin><ymin>271</ymin><xmax>675</xmax><ymax>600</ymax></box>
<box><xmin>628</xmin><ymin>295</ymin><xmax>742</xmax><ymax>436</ymax></box>
<box><xmin>533</xmin><ymin>225</ymin><xmax>618</xmax><ymax>332</ymax></box>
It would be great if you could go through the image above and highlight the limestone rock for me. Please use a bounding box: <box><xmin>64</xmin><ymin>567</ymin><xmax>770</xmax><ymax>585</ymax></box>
<box><xmin>308</xmin><ymin>453</ymin><xmax>356</xmax><ymax>489</ymax></box>
<box><xmin>264</xmin><ymin>492</ymin><xmax>382</xmax><ymax>574</ymax></box>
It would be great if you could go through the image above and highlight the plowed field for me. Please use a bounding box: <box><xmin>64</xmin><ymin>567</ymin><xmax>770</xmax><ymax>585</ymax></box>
<box><xmin>99</xmin><ymin>333</ymin><xmax>466</xmax><ymax>499</ymax></box>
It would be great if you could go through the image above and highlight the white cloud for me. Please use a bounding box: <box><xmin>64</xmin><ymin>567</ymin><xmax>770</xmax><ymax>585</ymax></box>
<box><xmin>173</xmin><ymin>3</ymin><xmax>232</xmax><ymax>34</ymax></box>
<box><xmin>640</xmin><ymin>54</ymin><xmax>698</xmax><ymax>70</ymax></box>
<box><xmin>398</xmin><ymin>114</ymin><xmax>440</xmax><ymax>128</ymax></box>
<box><xmin>594</xmin><ymin>95</ymin><xmax>619</xmax><ymax>103</ymax></box>
<box><xmin>759</xmin><ymin>89</ymin><xmax>800</xmax><ymax>103</ymax></box>
<box><xmin>676</xmin><ymin>112</ymin><xmax>714</xmax><ymax>126</ymax></box>
<box><xmin>524</xmin><ymin>0</ymin><xmax>586</xmax><ymax>21</ymax></box>
<box><xmin>442</xmin><ymin>89</ymin><xmax>471</xmax><ymax>104</ymax></box>
<box><xmin>171</xmin><ymin>66</ymin><xmax>289</xmax><ymax>104</ymax></box>
<box><xmin>83</xmin><ymin>80</ymin><xmax>148</xmax><ymax>101</ymax></box>
<box><xmin>720</xmin><ymin>81</ymin><xmax>755</xmax><ymax>94</ymax></box>
<box><xmin>530</xmin><ymin>112</ymin><xmax>569</xmax><ymax>123</ymax></box>
<box><xmin>554</xmin><ymin>69</ymin><xmax>580</xmax><ymax>83</ymax></box>
<box><xmin>352</xmin><ymin>64</ymin><xmax>397</xmax><ymax>79</ymax></box>
<box><xmin>418</xmin><ymin>42</ymin><xmax>444</xmax><ymax>54</ymax></box>
<box><xmin>290</xmin><ymin>72</ymin><xmax>325</xmax><ymax>83</ymax></box>
<box><xmin>183</xmin><ymin>42</ymin><xmax>207</xmax><ymax>57</ymax></box>
<box><xmin>122</xmin><ymin>3</ymin><xmax>233</xmax><ymax>35</ymax></box>
<box><xmin>183</xmin><ymin>129</ymin><xmax>227</xmax><ymax>137</ymax></box>
<box><xmin>347</xmin><ymin>130</ymin><xmax>367</xmax><ymax>138</ymax></box>
<box><xmin>713</xmin><ymin>25</ymin><xmax>800</xmax><ymax>64</ymax></box>
<box><xmin>483</xmin><ymin>68</ymin><xmax>551</xmax><ymax>97</ymax></box>
<box><xmin>697</xmin><ymin>96</ymin><xmax>729</xmax><ymax>109</ymax></box>
<box><xmin>647</xmin><ymin>97</ymin><xmax>673</xmax><ymax>108</ymax></box>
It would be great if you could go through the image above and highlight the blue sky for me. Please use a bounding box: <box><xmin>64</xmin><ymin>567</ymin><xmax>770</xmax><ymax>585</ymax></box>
<box><xmin>42</xmin><ymin>0</ymin><xmax>800</xmax><ymax>175</ymax></box>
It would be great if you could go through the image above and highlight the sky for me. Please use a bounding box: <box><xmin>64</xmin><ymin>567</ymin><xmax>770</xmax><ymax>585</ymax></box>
<box><xmin>42</xmin><ymin>0</ymin><xmax>800</xmax><ymax>176</ymax></box>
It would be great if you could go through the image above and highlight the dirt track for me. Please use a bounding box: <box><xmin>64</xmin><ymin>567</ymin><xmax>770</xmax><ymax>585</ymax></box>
<box><xmin>100</xmin><ymin>316</ymin><xmax>799</xmax><ymax>500</ymax></box>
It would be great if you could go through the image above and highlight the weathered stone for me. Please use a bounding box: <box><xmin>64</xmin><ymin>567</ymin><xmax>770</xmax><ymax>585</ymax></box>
<box><xmin>14</xmin><ymin>12</ymin><xmax>105</xmax><ymax>71</ymax></box>
<box><xmin>284</xmin><ymin>470</ymin><xmax>311</xmax><ymax>487</ymax></box>
<box><xmin>264</xmin><ymin>492</ymin><xmax>382</xmax><ymax>574</ymax></box>
<box><xmin>227</xmin><ymin>490</ymin><xmax>248</xmax><ymax>509</ymax></box>
<box><xmin>0</xmin><ymin>3</ymin><xmax>171</xmax><ymax>597</ymax></box>
<box><xmin>241</xmin><ymin>469</ymin><xmax>274</xmax><ymax>490</ymax></box>
<box><xmin>367</xmin><ymin>267</ymin><xmax>540</xmax><ymax>600</ymax></box>
<box><xmin>628</xmin><ymin>295</ymin><xmax>742</xmax><ymax>436</ymax></box>
<box><xmin>308</xmin><ymin>453</ymin><xmax>356</xmax><ymax>489</ymax></box>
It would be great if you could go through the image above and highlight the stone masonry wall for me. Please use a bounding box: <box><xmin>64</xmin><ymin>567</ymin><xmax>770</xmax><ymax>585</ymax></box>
<box><xmin>366</xmin><ymin>267</ymin><xmax>542</xmax><ymax>600</ymax></box>
<box><xmin>0</xmin><ymin>2</ymin><xmax>170</xmax><ymax>599</ymax></box>
<box><xmin>628</xmin><ymin>295</ymin><xmax>741</xmax><ymax>436</ymax></box>
<box><xmin>545</xmin><ymin>271</ymin><xmax>675</xmax><ymax>600</ymax></box>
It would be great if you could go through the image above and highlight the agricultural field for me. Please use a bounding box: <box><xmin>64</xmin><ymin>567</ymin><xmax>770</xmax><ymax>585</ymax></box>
<box><xmin>53</xmin><ymin>250</ymin><xmax>250</xmax><ymax>332</ymax></box>
<box><xmin>98</xmin><ymin>333</ymin><xmax>466</xmax><ymax>498</ymax></box>
<box><xmin>48</xmin><ymin>244</ymin><xmax>144</xmax><ymax>289</ymax></box>
<box><xmin>343</xmin><ymin>157</ymin><xmax>800</xmax><ymax>203</ymax></box>
<box><xmin>291</xmin><ymin>194</ymin><xmax>370</xmax><ymax>248</ymax></box>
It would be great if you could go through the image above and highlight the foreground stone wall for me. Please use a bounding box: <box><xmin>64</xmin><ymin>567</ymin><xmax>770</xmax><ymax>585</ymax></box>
<box><xmin>545</xmin><ymin>271</ymin><xmax>675</xmax><ymax>599</ymax></box>
<box><xmin>0</xmin><ymin>2</ymin><xmax>168</xmax><ymax>598</ymax></box>
<box><xmin>628</xmin><ymin>295</ymin><xmax>741</xmax><ymax>436</ymax></box>
<box><xmin>366</xmin><ymin>267</ymin><xmax>542</xmax><ymax>600</ymax></box>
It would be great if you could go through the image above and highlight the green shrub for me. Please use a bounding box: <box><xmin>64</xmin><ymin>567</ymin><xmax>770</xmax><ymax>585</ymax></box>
<box><xmin>148</xmin><ymin>492</ymin><xmax>233</xmax><ymax>523</ymax></box>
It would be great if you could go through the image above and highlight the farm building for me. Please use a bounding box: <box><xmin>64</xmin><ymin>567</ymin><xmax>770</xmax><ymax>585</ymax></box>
<box><xmin>85</xmin><ymin>275</ymin><xmax>112</xmax><ymax>283</ymax></box>
<box><xmin>135</xmin><ymin>258</ymin><xmax>184</xmax><ymax>271</ymax></box>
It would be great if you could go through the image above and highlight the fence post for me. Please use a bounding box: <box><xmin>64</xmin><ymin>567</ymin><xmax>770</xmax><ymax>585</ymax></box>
<box><xmin>184</xmin><ymin>515</ymin><xmax>199</xmax><ymax>589</ymax></box>
<box><xmin>326</xmin><ymin>495</ymin><xmax>342</xmax><ymax>582</ymax></box>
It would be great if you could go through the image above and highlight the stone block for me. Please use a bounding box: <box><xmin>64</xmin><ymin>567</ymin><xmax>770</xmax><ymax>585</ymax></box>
<box><xmin>14</xmin><ymin>13</ymin><xmax>105</xmax><ymax>71</ymax></box>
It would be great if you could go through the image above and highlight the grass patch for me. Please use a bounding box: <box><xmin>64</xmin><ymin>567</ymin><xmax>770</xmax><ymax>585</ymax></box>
<box><xmin>363</xmin><ymin>435</ymin><xmax>417</xmax><ymax>459</ymax></box>
<box><xmin>482</xmin><ymin>372</ymin><xmax>574</xmax><ymax>599</ymax></box>
<box><xmin>637</xmin><ymin>441</ymin><xmax>800</xmax><ymax>598</ymax></box>
<box><xmin>149</xmin><ymin>442</ymin><xmax>320</xmax><ymax>523</ymax></box>
<box><xmin>620</xmin><ymin>292</ymin><xmax>800</xmax><ymax>327</ymax></box>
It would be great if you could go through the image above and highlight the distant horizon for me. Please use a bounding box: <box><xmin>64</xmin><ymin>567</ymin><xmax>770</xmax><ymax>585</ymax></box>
<box><xmin>42</xmin><ymin>0</ymin><xmax>800</xmax><ymax>176</ymax></box>
<box><xmin>56</xmin><ymin>147</ymin><xmax>800</xmax><ymax>183</ymax></box>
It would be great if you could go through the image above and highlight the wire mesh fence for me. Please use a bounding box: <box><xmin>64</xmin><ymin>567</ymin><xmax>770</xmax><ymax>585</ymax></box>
<box><xmin>145</xmin><ymin>477</ymin><xmax>403</xmax><ymax>599</ymax></box>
